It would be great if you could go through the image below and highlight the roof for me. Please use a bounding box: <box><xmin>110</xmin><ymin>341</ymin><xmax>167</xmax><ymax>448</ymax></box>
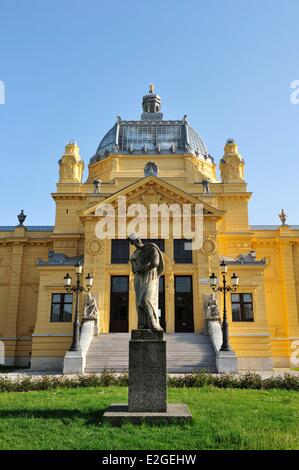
<box><xmin>1</xmin><ymin>225</ymin><xmax>297</xmax><ymax>233</ymax></box>
<box><xmin>250</xmin><ymin>225</ymin><xmax>299</xmax><ymax>231</ymax></box>
<box><xmin>90</xmin><ymin>88</ymin><xmax>211</xmax><ymax>164</ymax></box>
<box><xmin>223</xmin><ymin>252</ymin><xmax>266</xmax><ymax>266</ymax></box>
<box><xmin>0</xmin><ymin>226</ymin><xmax>54</xmax><ymax>232</ymax></box>
<box><xmin>90</xmin><ymin>120</ymin><xmax>211</xmax><ymax>163</ymax></box>
<box><xmin>37</xmin><ymin>252</ymin><xmax>84</xmax><ymax>266</ymax></box>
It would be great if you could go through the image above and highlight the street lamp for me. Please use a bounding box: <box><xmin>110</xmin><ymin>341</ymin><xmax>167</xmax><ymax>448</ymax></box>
<box><xmin>64</xmin><ymin>262</ymin><xmax>94</xmax><ymax>352</ymax></box>
<box><xmin>209</xmin><ymin>261</ymin><xmax>239</xmax><ymax>351</ymax></box>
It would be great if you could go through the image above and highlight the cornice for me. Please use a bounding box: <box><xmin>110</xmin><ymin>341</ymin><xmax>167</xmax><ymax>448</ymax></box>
<box><xmin>51</xmin><ymin>193</ymin><xmax>87</xmax><ymax>201</ymax></box>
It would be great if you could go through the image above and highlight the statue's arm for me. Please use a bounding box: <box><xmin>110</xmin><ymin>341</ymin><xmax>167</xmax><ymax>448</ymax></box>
<box><xmin>140</xmin><ymin>246</ymin><xmax>159</xmax><ymax>272</ymax></box>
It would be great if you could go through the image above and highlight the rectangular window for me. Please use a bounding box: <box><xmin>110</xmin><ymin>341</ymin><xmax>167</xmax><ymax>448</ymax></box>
<box><xmin>111</xmin><ymin>239</ymin><xmax>130</xmax><ymax>264</ymax></box>
<box><xmin>110</xmin><ymin>276</ymin><xmax>129</xmax><ymax>332</ymax></box>
<box><xmin>231</xmin><ymin>293</ymin><xmax>254</xmax><ymax>322</ymax></box>
<box><xmin>174</xmin><ymin>275</ymin><xmax>194</xmax><ymax>332</ymax></box>
<box><xmin>50</xmin><ymin>293</ymin><xmax>73</xmax><ymax>322</ymax></box>
<box><xmin>141</xmin><ymin>239</ymin><xmax>165</xmax><ymax>251</ymax></box>
<box><xmin>174</xmin><ymin>239</ymin><xmax>192</xmax><ymax>263</ymax></box>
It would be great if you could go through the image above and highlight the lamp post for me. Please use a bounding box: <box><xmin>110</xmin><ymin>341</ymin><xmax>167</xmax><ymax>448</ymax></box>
<box><xmin>209</xmin><ymin>260</ymin><xmax>239</xmax><ymax>351</ymax></box>
<box><xmin>64</xmin><ymin>261</ymin><xmax>94</xmax><ymax>352</ymax></box>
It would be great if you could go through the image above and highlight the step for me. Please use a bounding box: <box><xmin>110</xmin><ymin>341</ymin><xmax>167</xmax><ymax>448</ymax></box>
<box><xmin>85</xmin><ymin>332</ymin><xmax>217</xmax><ymax>373</ymax></box>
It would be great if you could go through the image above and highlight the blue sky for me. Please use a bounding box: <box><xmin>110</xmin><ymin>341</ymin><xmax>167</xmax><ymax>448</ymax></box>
<box><xmin>0</xmin><ymin>0</ymin><xmax>298</xmax><ymax>225</ymax></box>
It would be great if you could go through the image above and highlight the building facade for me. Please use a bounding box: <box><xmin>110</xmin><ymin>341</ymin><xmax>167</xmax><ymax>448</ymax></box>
<box><xmin>0</xmin><ymin>87</ymin><xmax>299</xmax><ymax>371</ymax></box>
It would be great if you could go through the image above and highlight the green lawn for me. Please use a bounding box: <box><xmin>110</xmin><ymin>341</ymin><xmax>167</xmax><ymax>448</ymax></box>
<box><xmin>0</xmin><ymin>386</ymin><xmax>298</xmax><ymax>450</ymax></box>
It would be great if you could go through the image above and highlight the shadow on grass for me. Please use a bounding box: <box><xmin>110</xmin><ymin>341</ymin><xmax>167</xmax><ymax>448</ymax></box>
<box><xmin>0</xmin><ymin>408</ymin><xmax>191</xmax><ymax>428</ymax></box>
<box><xmin>0</xmin><ymin>408</ymin><xmax>106</xmax><ymax>426</ymax></box>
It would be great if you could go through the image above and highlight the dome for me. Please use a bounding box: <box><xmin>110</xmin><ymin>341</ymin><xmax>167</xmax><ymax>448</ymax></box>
<box><xmin>90</xmin><ymin>86</ymin><xmax>211</xmax><ymax>164</ymax></box>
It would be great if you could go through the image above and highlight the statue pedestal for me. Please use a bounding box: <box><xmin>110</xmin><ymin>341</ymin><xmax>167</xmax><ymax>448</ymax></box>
<box><xmin>103</xmin><ymin>329</ymin><xmax>192</xmax><ymax>425</ymax></box>
<box><xmin>129</xmin><ymin>329</ymin><xmax>166</xmax><ymax>412</ymax></box>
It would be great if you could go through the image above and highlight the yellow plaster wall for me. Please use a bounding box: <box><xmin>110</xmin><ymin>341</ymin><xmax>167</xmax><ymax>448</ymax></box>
<box><xmin>1</xmin><ymin>140</ymin><xmax>298</xmax><ymax>369</ymax></box>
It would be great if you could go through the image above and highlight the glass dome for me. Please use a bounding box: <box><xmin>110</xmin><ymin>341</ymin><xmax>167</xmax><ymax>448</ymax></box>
<box><xmin>90</xmin><ymin>88</ymin><xmax>211</xmax><ymax>164</ymax></box>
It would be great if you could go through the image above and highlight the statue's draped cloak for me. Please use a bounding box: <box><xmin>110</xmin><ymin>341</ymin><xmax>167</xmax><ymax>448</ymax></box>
<box><xmin>130</xmin><ymin>243</ymin><xmax>164</xmax><ymax>330</ymax></box>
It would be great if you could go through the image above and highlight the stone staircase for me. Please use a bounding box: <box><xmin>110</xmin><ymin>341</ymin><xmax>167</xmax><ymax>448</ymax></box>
<box><xmin>85</xmin><ymin>333</ymin><xmax>217</xmax><ymax>373</ymax></box>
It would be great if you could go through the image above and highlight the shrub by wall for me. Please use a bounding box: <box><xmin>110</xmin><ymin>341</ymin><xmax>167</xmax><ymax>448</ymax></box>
<box><xmin>0</xmin><ymin>370</ymin><xmax>299</xmax><ymax>392</ymax></box>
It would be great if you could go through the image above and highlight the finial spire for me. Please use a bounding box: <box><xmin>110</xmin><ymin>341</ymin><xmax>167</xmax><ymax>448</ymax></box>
<box><xmin>17</xmin><ymin>210</ymin><xmax>26</xmax><ymax>226</ymax></box>
<box><xmin>141</xmin><ymin>84</ymin><xmax>162</xmax><ymax>119</ymax></box>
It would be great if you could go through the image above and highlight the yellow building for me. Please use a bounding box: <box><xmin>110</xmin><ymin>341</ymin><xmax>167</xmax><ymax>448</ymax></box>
<box><xmin>0</xmin><ymin>86</ymin><xmax>298</xmax><ymax>372</ymax></box>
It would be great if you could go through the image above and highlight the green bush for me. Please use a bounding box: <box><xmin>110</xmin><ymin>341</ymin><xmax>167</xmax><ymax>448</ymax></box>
<box><xmin>0</xmin><ymin>370</ymin><xmax>298</xmax><ymax>393</ymax></box>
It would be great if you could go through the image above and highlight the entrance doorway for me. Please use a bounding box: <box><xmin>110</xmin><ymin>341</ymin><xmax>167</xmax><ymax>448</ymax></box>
<box><xmin>174</xmin><ymin>275</ymin><xmax>194</xmax><ymax>332</ymax></box>
<box><xmin>109</xmin><ymin>276</ymin><xmax>129</xmax><ymax>332</ymax></box>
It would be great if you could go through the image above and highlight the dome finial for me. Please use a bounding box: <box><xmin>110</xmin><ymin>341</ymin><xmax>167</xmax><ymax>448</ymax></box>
<box><xmin>142</xmin><ymin>84</ymin><xmax>162</xmax><ymax>117</ymax></box>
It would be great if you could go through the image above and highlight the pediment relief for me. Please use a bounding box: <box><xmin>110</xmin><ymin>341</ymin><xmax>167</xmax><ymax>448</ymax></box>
<box><xmin>79</xmin><ymin>176</ymin><xmax>224</xmax><ymax>219</ymax></box>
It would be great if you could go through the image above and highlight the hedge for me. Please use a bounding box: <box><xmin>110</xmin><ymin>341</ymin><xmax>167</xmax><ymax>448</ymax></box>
<box><xmin>0</xmin><ymin>370</ymin><xmax>299</xmax><ymax>392</ymax></box>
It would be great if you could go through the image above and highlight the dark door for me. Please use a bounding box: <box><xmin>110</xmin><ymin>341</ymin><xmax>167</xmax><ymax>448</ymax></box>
<box><xmin>174</xmin><ymin>275</ymin><xmax>194</xmax><ymax>332</ymax></box>
<box><xmin>159</xmin><ymin>276</ymin><xmax>166</xmax><ymax>331</ymax></box>
<box><xmin>110</xmin><ymin>276</ymin><xmax>129</xmax><ymax>332</ymax></box>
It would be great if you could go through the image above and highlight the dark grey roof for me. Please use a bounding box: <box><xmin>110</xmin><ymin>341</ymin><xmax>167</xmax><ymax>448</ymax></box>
<box><xmin>223</xmin><ymin>252</ymin><xmax>266</xmax><ymax>266</ymax></box>
<box><xmin>0</xmin><ymin>226</ymin><xmax>54</xmax><ymax>232</ymax></box>
<box><xmin>90</xmin><ymin>88</ymin><xmax>211</xmax><ymax>163</ymax></box>
<box><xmin>250</xmin><ymin>225</ymin><xmax>299</xmax><ymax>231</ymax></box>
<box><xmin>37</xmin><ymin>252</ymin><xmax>84</xmax><ymax>266</ymax></box>
<box><xmin>225</xmin><ymin>258</ymin><xmax>266</xmax><ymax>266</ymax></box>
<box><xmin>90</xmin><ymin>119</ymin><xmax>211</xmax><ymax>163</ymax></box>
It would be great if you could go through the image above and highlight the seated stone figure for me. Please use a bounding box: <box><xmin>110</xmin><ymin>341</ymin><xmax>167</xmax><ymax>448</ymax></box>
<box><xmin>83</xmin><ymin>293</ymin><xmax>99</xmax><ymax>320</ymax></box>
<box><xmin>204</xmin><ymin>293</ymin><xmax>221</xmax><ymax>321</ymax></box>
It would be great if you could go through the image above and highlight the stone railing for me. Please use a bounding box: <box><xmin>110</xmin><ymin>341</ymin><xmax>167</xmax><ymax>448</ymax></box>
<box><xmin>63</xmin><ymin>315</ymin><xmax>98</xmax><ymax>374</ymax></box>
<box><xmin>207</xmin><ymin>319</ymin><xmax>238</xmax><ymax>373</ymax></box>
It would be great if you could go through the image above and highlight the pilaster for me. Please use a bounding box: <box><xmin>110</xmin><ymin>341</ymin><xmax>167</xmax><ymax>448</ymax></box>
<box><xmin>279</xmin><ymin>241</ymin><xmax>299</xmax><ymax>337</ymax></box>
<box><xmin>3</xmin><ymin>241</ymin><xmax>24</xmax><ymax>361</ymax></box>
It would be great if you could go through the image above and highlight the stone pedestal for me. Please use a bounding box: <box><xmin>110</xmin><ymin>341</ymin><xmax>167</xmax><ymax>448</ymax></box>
<box><xmin>103</xmin><ymin>329</ymin><xmax>192</xmax><ymax>425</ymax></box>
<box><xmin>216</xmin><ymin>350</ymin><xmax>238</xmax><ymax>373</ymax></box>
<box><xmin>129</xmin><ymin>329</ymin><xmax>166</xmax><ymax>412</ymax></box>
<box><xmin>103</xmin><ymin>404</ymin><xmax>192</xmax><ymax>425</ymax></box>
<box><xmin>63</xmin><ymin>350</ymin><xmax>84</xmax><ymax>374</ymax></box>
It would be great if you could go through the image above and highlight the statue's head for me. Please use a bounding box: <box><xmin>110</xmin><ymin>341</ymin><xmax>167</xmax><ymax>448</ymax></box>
<box><xmin>128</xmin><ymin>233</ymin><xmax>143</xmax><ymax>248</ymax></box>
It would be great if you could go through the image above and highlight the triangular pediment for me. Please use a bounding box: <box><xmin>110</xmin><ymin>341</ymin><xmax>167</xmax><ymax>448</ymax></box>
<box><xmin>79</xmin><ymin>176</ymin><xmax>225</xmax><ymax>219</ymax></box>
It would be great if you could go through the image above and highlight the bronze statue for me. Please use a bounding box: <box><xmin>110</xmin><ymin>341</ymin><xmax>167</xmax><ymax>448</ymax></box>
<box><xmin>202</xmin><ymin>178</ymin><xmax>211</xmax><ymax>194</ymax></box>
<box><xmin>93</xmin><ymin>178</ymin><xmax>101</xmax><ymax>194</ymax></box>
<box><xmin>279</xmin><ymin>209</ymin><xmax>287</xmax><ymax>226</ymax></box>
<box><xmin>129</xmin><ymin>235</ymin><xmax>164</xmax><ymax>332</ymax></box>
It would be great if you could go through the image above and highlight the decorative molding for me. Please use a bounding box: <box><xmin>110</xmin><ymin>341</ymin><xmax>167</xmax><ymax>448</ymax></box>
<box><xmin>271</xmin><ymin>337</ymin><xmax>299</xmax><ymax>341</ymax></box>
<box><xmin>0</xmin><ymin>337</ymin><xmax>17</xmax><ymax>340</ymax></box>
<box><xmin>54</xmin><ymin>242</ymin><xmax>76</xmax><ymax>249</ymax></box>
<box><xmin>32</xmin><ymin>333</ymin><xmax>73</xmax><ymax>337</ymax></box>
<box><xmin>87</xmin><ymin>239</ymin><xmax>103</xmax><ymax>255</ymax></box>
<box><xmin>201</xmin><ymin>238</ymin><xmax>216</xmax><ymax>255</ymax></box>
<box><xmin>230</xmin><ymin>333</ymin><xmax>270</xmax><ymax>337</ymax></box>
